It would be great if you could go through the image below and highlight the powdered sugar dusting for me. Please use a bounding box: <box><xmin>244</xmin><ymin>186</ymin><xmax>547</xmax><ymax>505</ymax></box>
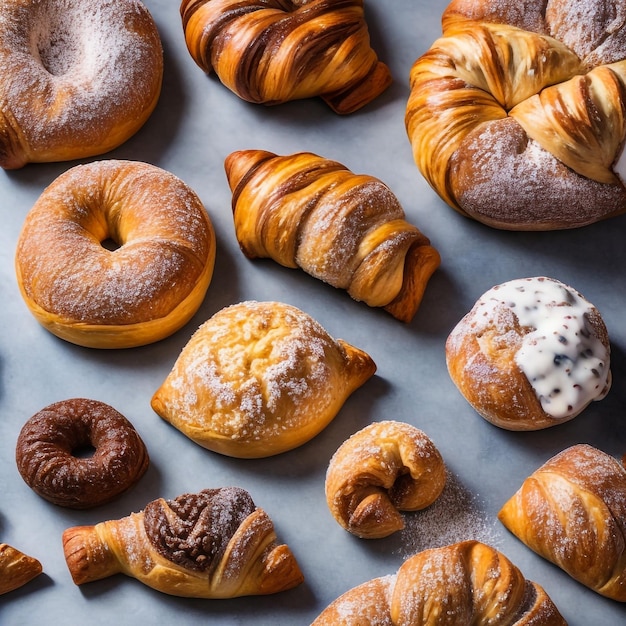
<box><xmin>0</xmin><ymin>0</ymin><xmax>162</xmax><ymax>156</ymax></box>
<box><xmin>160</xmin><ymin>301</ymin><xmax>343</xmax><ymax>444</ymax></box>
<box><xmin>396</xmin><ymin>470</ymin><xmax>500</xmax><ymax>558</ymax></box>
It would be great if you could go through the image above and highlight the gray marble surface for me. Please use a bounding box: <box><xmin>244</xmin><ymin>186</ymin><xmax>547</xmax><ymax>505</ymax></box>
<box><xmin>2</xmin><ymin>1</ymin><xmax>626</xmax><ymax>624</ymax></box>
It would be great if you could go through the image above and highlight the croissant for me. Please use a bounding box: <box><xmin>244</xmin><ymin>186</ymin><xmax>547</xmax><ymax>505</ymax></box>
<box><xmin>405</xmin><ymin>0</ymin><xmax>626</xmax><ymax>230</ymax></box>
<box><xmin>151</xmin><ymin>300</ymin><xmax>376</xmax><ymax>458</ymax></box>
<box><xmin>499</xmin><ymin>444</ymin><xmax>626</xmax><ymax>602</ymax></box>
<box><xmin>180</xmin><ymin>0</ymin><xmax>391</xmax><ymax>114</ymax></box>
<box><xmin>62</xmin><ymin>486</ymin><xmax>304</xmax><ymax>598</ymax></box>
<box><xmin>0</xmin><ymin>543</ymin><xmax>42</xmax><ymax>594</ymax></box>
<box><xmin>225</xmin><ymin>150</ymin><xmax>441</xmax><ymax>323</ymax></box>
<box><xmin>325</xmin><ymin>421</ymin><xmax>446</xmax><ymax>538</ymax></box>
<box><xmin>311</xmin><ymin>540</ymin><xmax>566</xmax><ymax>625</ymax></box>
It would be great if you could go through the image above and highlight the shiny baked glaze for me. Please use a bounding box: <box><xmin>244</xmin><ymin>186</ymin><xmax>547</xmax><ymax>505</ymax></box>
<box><xmin>225</xmin><ymin>150</ymin><xmax>441</xmax><ymax>322</ymax></box>
<box><xmin>15</xmin><ymin>398</ymin><xmax>149</xmax><ymax>509</ymax></box>
<box><xmin>180</xmin><ymin>0</ymin><xmax>391</xmax><ymax>114</ymax></box>
<box><xmin>406</xmin><ymin>0</ymin><xmax>626</xmax><ymax>230</ymax></box>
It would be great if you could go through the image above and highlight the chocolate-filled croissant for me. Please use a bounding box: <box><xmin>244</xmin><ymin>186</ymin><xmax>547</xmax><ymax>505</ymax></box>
<box><xmin>62</xmin><ymin>487</ymin><xmax>304</xmax><ymax>598</ymax></box>
<box><xmin>225</xmin><ymin>150</ymin><xmax>440</xmax><ymax>322</ymax></box>
<box><xmin>180</xmin><ymin>0</ymin><xmax>391</xmax><ymax>113</ymax></box>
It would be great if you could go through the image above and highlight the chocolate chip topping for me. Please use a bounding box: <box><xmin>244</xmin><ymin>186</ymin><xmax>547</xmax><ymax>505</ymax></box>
<box><xmin>143</xmin><ymin>487</ymin><xmax>256</xmax><ymax>572</ymax></box>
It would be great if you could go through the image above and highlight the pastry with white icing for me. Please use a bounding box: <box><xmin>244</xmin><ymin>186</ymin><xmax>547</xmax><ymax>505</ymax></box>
<box><xmin>446</xmin><ymin>276</ymin><xmax>611</xmax><ymax>430</ymax></box>
<box><xmin>151</xmin><ymin>301</ymin><xmax>376</xmax><ymax>458</ymax></box>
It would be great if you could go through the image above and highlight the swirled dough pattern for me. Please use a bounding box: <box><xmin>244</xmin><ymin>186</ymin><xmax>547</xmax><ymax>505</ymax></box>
<box><xmin>406</xmin><ymin>0</ymin><xmax>626</xmax><ymax>229</ymax></box>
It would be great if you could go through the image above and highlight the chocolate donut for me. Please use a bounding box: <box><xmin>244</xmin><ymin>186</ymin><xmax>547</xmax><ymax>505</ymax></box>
<box><xmin>15</xmin><ymin>399</ymin><xmax>149</xmax><ymax>508</ymax></box>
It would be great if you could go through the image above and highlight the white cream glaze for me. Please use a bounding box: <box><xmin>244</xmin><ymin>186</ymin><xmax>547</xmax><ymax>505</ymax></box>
<box><xmin>474</xmin><ymin>277</ymin><xmax>610</xmax><ymax>419</ymax></box>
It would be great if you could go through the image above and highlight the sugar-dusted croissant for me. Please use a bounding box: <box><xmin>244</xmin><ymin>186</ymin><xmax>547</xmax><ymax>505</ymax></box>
<box><xmin>151</xmin><ymin>301</ymin><xmax>376</xmax><ymax>458</ymax></box>
<box><xmin>499</xmin><ymin>444</ymin><xmax>626</xmax><ymax>602</ymax></box>
<box><xmin>325</xmin><ymin>421</ymin><xmax>446</xmax><ymax>538</ymax></box>
<box><xmin>405</xmin><ymin>0</ymin><xmax>626</xmax><ymax>230</ymax></box>
<box><xmin>62</xmin><ymin>486</ymin><xmax>304</xmax><ymax>598</ymax></box>
<box><xmin>180</xmin><ymin>0</ymin><xmax>391</xmax><ymax>114</ymax></box>
<box><xmin>312</xmin><ymin>540</ymin><xmax>566</xmax><ymax>624</ymax></box>
<box><xmin>0</xmin><ymin>543</ymin><xmax>42</xmax><ymax>594</ymax></box>
<box><xmin>225</xmin><ymin>150</ymin><xmax>441</xmax><ymax>323</ymax></box>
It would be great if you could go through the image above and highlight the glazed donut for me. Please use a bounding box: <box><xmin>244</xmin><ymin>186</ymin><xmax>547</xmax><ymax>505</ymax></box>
<box><xmin>0</xmin><ymin>0</ymin><xmax>163</xmax><ymax>169</ymax></box>
<box><xmin>406</xmin><ymin>0</ymin><xmax>626</xmax><ymax>230</ymax></box>
<box><xmin>446</xmin><ymin>277</ymin><xmax>612</xmax><ymax>430</ymax></box>
<box><xmin>15</xmin><ymin>399</ymin><xmax>149</xmax><ymax>509</ymax></box>
<box><xmin>180</xmin><ymin>0</ymin><xmax>391</xmax><ymax>114</ymax></box>
<box><xmin>15</xmin><ymin>160</ymin><xmax>216</xmax><ymax>349</ymax></box>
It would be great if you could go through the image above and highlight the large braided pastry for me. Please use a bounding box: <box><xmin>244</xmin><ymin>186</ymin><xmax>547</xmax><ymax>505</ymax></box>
<box><xmin>312</xmin><ymin>540</ymin><xmax>566</xmax><ymax>625</ymax></box>
<box><xmin>406</xmin><ymin>0</ymin><xmax>626</xmax><ymax>230</ymax></box>
<box><xmin>180</xmin><ymin>0</ymin><xmax>391</xmax><ymax>113</ymax></box>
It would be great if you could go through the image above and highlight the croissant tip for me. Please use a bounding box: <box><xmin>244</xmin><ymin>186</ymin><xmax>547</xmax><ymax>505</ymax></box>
<box><xmin>224</xmin><ymin>150</ymin><xmax>276</xmax><ymax>191</ymax></box>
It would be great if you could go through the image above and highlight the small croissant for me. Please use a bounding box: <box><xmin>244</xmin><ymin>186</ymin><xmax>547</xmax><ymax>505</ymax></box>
<box><xmin>325</xmin><ymin>421</ymin><xmax>446</xmax><ymax>538</ymax></box>
<box><xmin>0</xmin><ymin>543</ymin><xmax>42</xmax><ymax>594</ymax></box>
<box><xmin>62</xmin><ymin>486</ymin><xmax>304</xmax><ymax>598</ymax></box>
<box><xmin>180</xmin><ymin>0</ymin><xmax>391</xmax><ymax>113</ymax></box>
<box><xmin>312</xmin><ymin>540</ymin><xmax>566</xmax><ymax>624</ymax></box>
<box><xmin>499</xmin><ymin>444</ymin><xmax>626</xmax><ymax>602</ymax></box>
<box><xmin>225</xmin><ymin>150</ymin><xmax>441</xmax><ymax>322</ymax></box>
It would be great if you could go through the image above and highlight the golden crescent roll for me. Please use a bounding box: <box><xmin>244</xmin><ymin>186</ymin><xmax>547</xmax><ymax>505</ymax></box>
<box><xmin>0</xmin><ymin>543</ymin><xmax>43</xmax><ymax>595</ymax></box>
<box><xmin>180</xmin><ymin>0</ymin><xmax>391</xmax><ymax>114</ymax></box>
<box><xmin>225</xmin><ymin>150</ymin><xmax>441</xmax><ymax>323</ymax></box>
<box><xmin>151</xmin><ymin>301</ymin><xmax>376</xmax><ymax>458</ymax></box>
<box><xmin>325</xmin><ymin>421</ymin><xmax>446</xmax><ymax>538</ymax></box>
<box><xmin>312</xmin><ymin>541</ymin><xmax>566</xmax><ymax>625</ymax></box>
<box><xmin>62</xmin><ymin>486</ymin><xmax>304</xmax><ymax>598</ymax></box>
<box><xmin>499</xmin><ymin>444</ymin><xmax>626</xmax><ymax>602</ymax></box>
<box><xmin>406</xmin><ymin>0</ymin><xmax>626</xmax><ymax>230</ymax></box>
<box><xmin>446</xmin><ymin>277</ymin><xmax>611</xmax><ymax>430</ymax></box>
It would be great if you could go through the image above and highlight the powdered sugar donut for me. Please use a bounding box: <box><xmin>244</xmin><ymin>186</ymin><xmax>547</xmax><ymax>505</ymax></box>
<box><xmin>0</xmin><ymin>0</ymin><xmax>163</xmax><ymax>169</ymax></box>
<box><xmin>15</xmin><ymin>160</ymin><xmax>216</xmax><ymax>348</ymax></box>
<box><xmin>446</xmin><ymin>277</ymin><xmax>612</xmax><ymax>430</ymax></box>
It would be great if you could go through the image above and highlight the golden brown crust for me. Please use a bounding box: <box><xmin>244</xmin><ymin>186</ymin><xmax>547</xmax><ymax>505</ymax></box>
<box><xmin>406</xmin><ymin>0</ymin><xmax>626</xmax><ymax>230</ymax></box>
<box><xmin>14</xmin><ymin>160</ymin><xmax>216</xmax><ymax>349</ymax></box>
<box><xmin>325</xmin><ymin>421</ymin><xmax>446</xmax><ymax>538</ymax></box>
<box><xmin>151</xmin><ymin>301</ymin><xmax>376</xmax><ymax>458</ymax></box>
<box><xmin>0</xmin><ymin>0</ymin><xmax>163</xmax><ymax>169</ymax></box>
<box><xmin>62</xmin><ymin>487</ymin><xmax>304</xmax><ymax>598</ymax></box>
<box><xmin>180</xmin><ymin>0</ymin><xmax>391</xmax><ymax>114</ymax></box>
<box><xmin>446</xmin><ymin>277</ymin><xmax>611</xmax><ymax>430</ymax></box>
<box><xmin>499</xmin><ymin>444</ymin><xmax>626</xmax><ymax>602</ymax></box>
<box><xmin>225</xmin><ymin>150</ymin><xmax>440</xmax><ymax>322</ymax></box>
<box><xmin>15</xmin><ymin>398</ymin><xmax>149</xmax><ymax>509</ymax></box>
<box><xmin>312</xmin><ymin>541</ymin><xmax>567</xmax><ymax>625</ymax></box>
<box><xmin>0</xmin><ymin>544</ymin><xmax>43</xmax><ymax>595</ymax></box>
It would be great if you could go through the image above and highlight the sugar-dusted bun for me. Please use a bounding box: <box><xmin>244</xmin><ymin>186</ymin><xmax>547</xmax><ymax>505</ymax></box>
<box><xmin>151</xmin><ymin>301</ymin><xmax>376</xmax><ymax>458</ymax></box>
<box><xmin>0</xmin><ymin>0</ymin><xmax>163</xmax><ymax>169</ymax></box>
<box><xmin>406</xmin><ymin>0</ymin><xmax>626</xmax><ymax>229</ymax></box>
<box><xmin>15</xmin><ymin>160</ymin><xmax>216</xmax><ymax>349</ymax></box>
<box><xmin>446</xmin><ymin>277</ymin><xmax>611</xmax><ymax>430</ymax></box>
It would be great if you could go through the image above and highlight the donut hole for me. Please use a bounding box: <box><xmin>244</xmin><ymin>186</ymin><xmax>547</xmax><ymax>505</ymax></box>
<box><xmin>71</xmin><ymin>442</ymin><xmax>97</xmax><ymax>459</ymax></box>
<box><xmin>100</xmin><ymin>237</ymin><xmax>121</xmax><ymax>252</ymax></box>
